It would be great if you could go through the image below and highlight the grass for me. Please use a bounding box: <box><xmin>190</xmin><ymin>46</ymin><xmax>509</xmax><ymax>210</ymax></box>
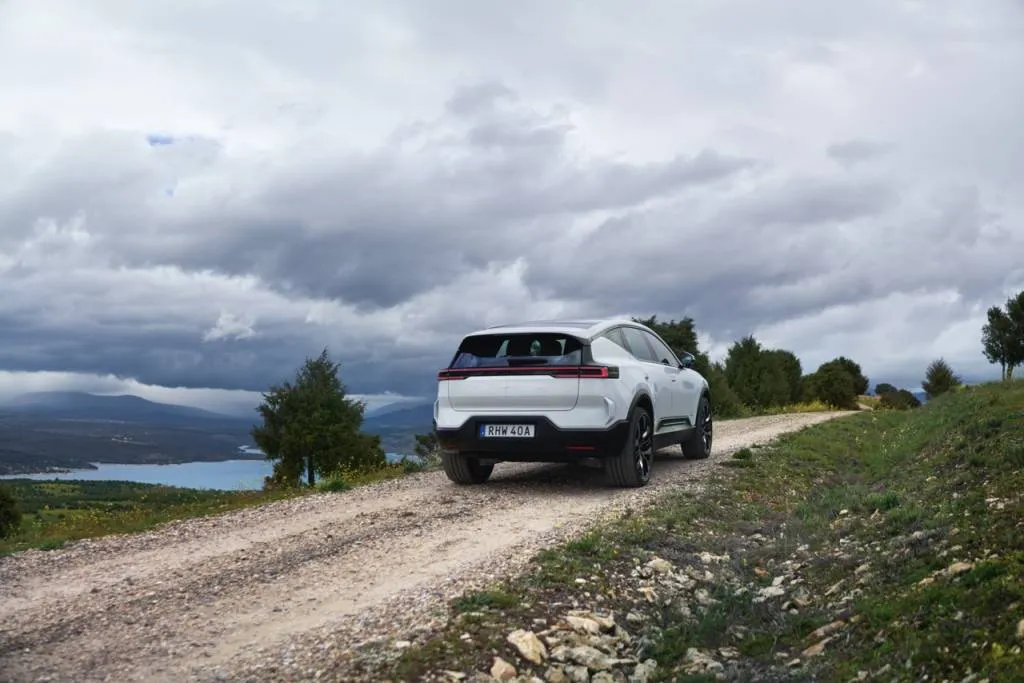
<box><xmin>857</xmin><ymin>394</ymin><xmax>882</xmax><ymax>409</ymax></box>
<box><xmin>0</xmin><ymin>460</ymin><xmax>419</xmax><ymax>555</ymax></box>
<box><xmin>0</xmin><ymin>479</ymin><xmax>306</xmax><ymax>555</ymax></box>
<box><xmin>378</xmin><ymin>380</ymin><xmax>1024</xmax><ymax>682</ymax></box>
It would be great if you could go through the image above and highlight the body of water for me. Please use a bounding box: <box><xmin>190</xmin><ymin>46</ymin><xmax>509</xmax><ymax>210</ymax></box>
<box><xmin>0</xmin><ymin>450</ymin><xmax>411</xmax><ymax>491</ymax></box>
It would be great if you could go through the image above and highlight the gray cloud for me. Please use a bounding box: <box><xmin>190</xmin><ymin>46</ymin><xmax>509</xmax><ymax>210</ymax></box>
<box><xmin>827</xmin><ymin>139</ymin><xmax>894</xmax><ymax>166</ymax></box>
<box><xmin>1</xmin><ymin>0</ymin><xmax>1023</xmax><ymax>404</ymax></box>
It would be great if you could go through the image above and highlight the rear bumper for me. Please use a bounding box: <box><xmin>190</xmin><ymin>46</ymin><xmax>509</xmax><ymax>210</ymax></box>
<box><xmin>434</xmin><ymin>415</ymin><xmax>630</xmax><ymax>462</ymax></box>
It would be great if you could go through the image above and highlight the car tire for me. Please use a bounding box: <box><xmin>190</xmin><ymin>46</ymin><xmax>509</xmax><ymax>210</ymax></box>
<box><xmin>605</xmin><ymin>405</ymin><xmax>653</xmax><ymax>487</ymax></box>
<box><xmin>442</xmin><ymin>450</ymin><xmax>494</xmax><ymax>485</ymax></box>
<box><xmin>681</xmin><ymin>395</ymin><xmax>712</xmax><ymax>460</ymax></box>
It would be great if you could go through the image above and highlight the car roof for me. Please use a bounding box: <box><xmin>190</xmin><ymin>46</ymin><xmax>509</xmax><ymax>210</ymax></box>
<box><xmin>463</xmin><ymin>318</ymin><xmax>647</xmax><ymax>338</ymax></box>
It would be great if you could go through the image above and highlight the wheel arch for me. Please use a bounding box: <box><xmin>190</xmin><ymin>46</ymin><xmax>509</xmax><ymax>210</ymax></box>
<box><xmin>630</xmin><ymin>390</ymin><xmax>654</xmax><ymax>416</ymax></box>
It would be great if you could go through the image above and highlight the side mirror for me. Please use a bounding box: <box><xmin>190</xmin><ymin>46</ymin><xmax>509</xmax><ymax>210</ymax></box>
<box><xmin>677</xmin><ymin>352</ymin><xmax>694</xmax><ymax>369</ymax></box>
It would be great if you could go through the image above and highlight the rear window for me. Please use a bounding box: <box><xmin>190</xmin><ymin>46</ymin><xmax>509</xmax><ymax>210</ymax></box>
<box><xmin>451</xmin><ymin>333</ymin><xmax>584</xmax><ymax>368</ymax></box>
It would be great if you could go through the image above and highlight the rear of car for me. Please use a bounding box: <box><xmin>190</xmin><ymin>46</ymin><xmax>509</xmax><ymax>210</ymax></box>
<box><xmin>433</xmin><ymin>326</ymin><xmax>634</xmax><ymax>471</ymax></box>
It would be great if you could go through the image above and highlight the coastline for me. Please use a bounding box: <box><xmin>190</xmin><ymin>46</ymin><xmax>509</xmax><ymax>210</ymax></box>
<box><xmin>0</xmin><ymin>447</ymin><xmax>268</xmax><ymax>477</ymax></box>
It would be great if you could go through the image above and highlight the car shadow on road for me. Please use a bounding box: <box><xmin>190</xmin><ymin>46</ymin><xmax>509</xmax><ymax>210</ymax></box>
<box><xmin>473</xmin><ymin>446</ymin><xmax>700</xmax><ymax>493</ymax></box>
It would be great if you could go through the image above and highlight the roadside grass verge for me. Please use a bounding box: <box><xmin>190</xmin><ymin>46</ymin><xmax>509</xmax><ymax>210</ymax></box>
<box><xmin>749</xmin><ymin>399</ymin><xmax>842</xmax><ymax>416</ymax></box>
<box><xmin>0</xmin><ymin>461</ymin><xmax>416</xmax><ymax>556</ymax></box>
<box><xmin>376</xmin><ymin>381</ymin><xmax>1023</xmax><ymax>682</ymax></box>
<box><xmin>0</xmin><ymin>479</ymin><xmax>306</xmax><ymax>555</ymax></box>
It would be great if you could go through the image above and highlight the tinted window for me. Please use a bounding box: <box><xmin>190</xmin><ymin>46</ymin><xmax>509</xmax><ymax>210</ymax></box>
<box><xmin>451</xmin><ymin>333</ymin><xmax>583</xmax><ymax>368</ymax></box>
<box><xmin>644</xmin><ymin>332</ymin><xmax>678</xmax><ymax>366</ymax></box>
<box><xmin>621</xmin><ymin>327</ymin><xmax>658</xmax><ymax>363</ymax></box>
<box><xmin>600</xmin><ymin>327</ymin><xmax>628</xmax><ymax>350</ymax></box>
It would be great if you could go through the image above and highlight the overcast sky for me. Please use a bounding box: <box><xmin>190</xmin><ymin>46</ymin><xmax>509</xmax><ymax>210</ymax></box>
<box><xmin>1</xmin><ymin>0</ymin><xmax>1022</xmax><ymax>414</ymax></box>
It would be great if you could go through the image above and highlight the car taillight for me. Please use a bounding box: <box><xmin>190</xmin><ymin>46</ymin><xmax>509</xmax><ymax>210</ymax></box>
<box><xmin>437</xmin><ymin>365</ymin><xmax>618</xmax><ymax>380</ymax></box>
<box><xmin>553</xmin><ymin>365</ymin><xmax>619</xmax><ymax>379</ymax></box>
<box><xmin>437</xmin><ymin>369</ymin><xmax>467</xmax><ymax>381</ymax></box>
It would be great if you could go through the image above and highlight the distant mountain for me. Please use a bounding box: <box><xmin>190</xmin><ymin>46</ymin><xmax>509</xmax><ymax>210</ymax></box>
<box><xmin>4</xmin><ymin>391</ymin><xmax>248</xmax><ymax>426</ymax></box>
<box><xmin>0</xmin><ymin>392</ymin><xmax>259</xmax><ymax>475</ymax></box>
<box><xmin>363</xmin><ymin>402</ymin><xmax>434</xmax><ymax>429</ymax></box>
<box><xmin>0</xmin><ymin>391</ymin><xmax>434</xmax><ymax>475</ymax></box>
<box><xmin>364</xmin><ymin>399</ymin><xmax>429</xmax><ymax>419</ymax></box>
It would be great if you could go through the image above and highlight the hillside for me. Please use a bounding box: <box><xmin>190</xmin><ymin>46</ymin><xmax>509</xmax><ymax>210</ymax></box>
<box><xmin>364</xmin><ymin>401</ymin><xmax>434</xmax><ymax>455</ymax></box>
<box><xmin>0</xmin><ymin>412</ymin><xmax>841</xmax><ymax>681</ymax></box>
<box><xmin>361</xmin><ymin>381</ymin><xmax>1024</xmax><ymax>682</ymax></box>
<box><xmin>6</xmin><ymin>392</ymin><xmax>236</xmax><ymax>424</ymax></box>
<box><xmin>0</xmin><ymin>392</ymin><xmax>258</xmax><ymax>475</ymax></box>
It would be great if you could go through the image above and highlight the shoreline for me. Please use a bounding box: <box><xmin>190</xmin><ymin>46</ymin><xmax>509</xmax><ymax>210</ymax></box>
<box><xmin>0</xmin><ymin>452</ymin><xmax>269</xmax><ymax>478</ymax></box>
<box><xmin>0</xmin><ymin>450</ymin><xmax>414</xmax><ymax>479</ymax></box>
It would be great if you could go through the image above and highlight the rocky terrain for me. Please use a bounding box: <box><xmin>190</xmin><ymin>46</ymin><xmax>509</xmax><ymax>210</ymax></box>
<box><xmin>0</xmin><ymin>412</ymin><xmax>844</xmax><ymax>683</ymax></box>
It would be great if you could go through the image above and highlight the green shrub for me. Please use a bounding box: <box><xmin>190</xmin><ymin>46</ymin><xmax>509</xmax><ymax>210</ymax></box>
<box><xmin>316</xmin><ymin>476</ymin><xmax>352</xmax><ymax>493</ymax></box>
<box><xmin>879</xmin><ymin>389</ymin><xmax>922</xmax><ymax>410</ymax></box>
<box><xmin>803</xmin><ymin>364</ymin><xmax>858</xmax><ymax>409</ymax></box>
<box><xmin>922</xmin><ymin>357</ymin><xmax>962</xmax><ymax>398</ymax></box>
<box><xmin>398</xmin><ymin>456</ymin><xmax>428</xmax><ymax>474</ymax></box>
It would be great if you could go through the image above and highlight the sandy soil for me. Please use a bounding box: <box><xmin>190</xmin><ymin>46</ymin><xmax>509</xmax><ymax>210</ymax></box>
<box><xmin>0</xmin><ymin>411</ymin><xmax>848</xmax><ymax>683</ymax></box>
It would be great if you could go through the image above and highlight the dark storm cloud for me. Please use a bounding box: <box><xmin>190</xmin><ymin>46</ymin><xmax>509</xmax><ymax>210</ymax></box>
<box><xmin>3</xmin><ymin>0</ymin><xmax>1024</xmax><ymax>402</ymax></box>
<box><xmin>41</xmin><ymin>87</ymin><xmax>754</xmax><ymax>311</ymax></box>
<box><xmin>0</xmin><ymin>306</ymin><xmax>440</xmax><ymax>396</ymax></box>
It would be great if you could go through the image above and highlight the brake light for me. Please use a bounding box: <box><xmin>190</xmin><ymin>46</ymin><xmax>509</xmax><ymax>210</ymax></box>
<box><xmin>437</xmin><ymin>369</ymin><xmax>467</xmax><ymax>381</ymax></box>
<box><xmin>437</xmin><ymin>365</ymin><xmax>618</xmax><ymax>380</ymax></box>
<box><xmin>552</xmin><ymin>365</ymin><xmax>619</xmax><ymax>379</ymax></box>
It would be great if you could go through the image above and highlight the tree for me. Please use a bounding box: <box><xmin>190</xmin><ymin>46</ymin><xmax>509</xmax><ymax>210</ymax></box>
<box><xmin>874</xmin><ymin>383</ymin><xmax>898</xmax><ymax>395</ymax></box>
<box><xmin>982</xmin><ymin>292</ymin><xmax>1024</xmax><ymax>380</ymax></box>
<box><xmin>817</xmin><ymin>356</ymin><xmax>869</xmax><ymax>396</ymax></box>
<box><xmin>803</xmin><ymin>361</ymin><xmax>859</xmax><ymax>409</ymax></box>
<box><xmin>764</xmin><ymin>349</ymin><xmax>803</xmax><ymax>404</ymax></box>
<box><xmin>704</xmin><ymin>362</ymin><xmax>747</xmax><ymax>418</ymax></box>
<box><xmin>923</xmin><ymin>358</ymin><xmax>963</xmax><ymax>397</ymax></box>
<box><xmin>0</xmin><ymin>486</ymin><xmax>20</xmax><ymax>539</ymax></box>
<box><xmin>922</xmin><ymin>358</ymin><xmax>962</xmax><ymax>398</ymax></box>
<box><xmin>252</xmin><ymin>348</ymin><xmax>385</xmax><ymax>488</ymax></box>
<box><xmin>723</xmin><ymin>336</ymin><xmax>790</xmax><ymax>409</ymax></box>
<box><xmin>633</xmin><ymin>315</ymin><xmax>699</xmax><ymax>358</ymax></box>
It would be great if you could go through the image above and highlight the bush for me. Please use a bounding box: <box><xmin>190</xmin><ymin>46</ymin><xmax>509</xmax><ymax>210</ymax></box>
<box><xmin>316</xmin><ymin>476</ymin><xmax>353</xmax><ymax>493</ymax></box>
<box><xmin>879</xmin><ymin>389</ymin><xmax>922</xmax><ymax>411</ymax></box>
<box><xmin>705</xmin><ymin>363</ymin><xmax>748</xmax><ymax>418</ymax></box>
<box><xmin>818</xmin><ymin>357</ymin><xmax>869</xmax><ymax>396</ymax></box>
<box><xmin>0</xmin><ymin>486</ymin><xmax>21</xmax><ymax>539</ymax></box>
<box><xmin>803</xmin><ymin>364</ymin><xmax>858</xmax><ymax>410</ymax></box>
<box><xmin>922</xmin><ymin>358</ymin><xmax>962</xmax><ymax>398</ymax></box>
<box><xmin>397</xmin><ymin>456</ymin><xmax>429</xmax><ymax>474</ymax></box>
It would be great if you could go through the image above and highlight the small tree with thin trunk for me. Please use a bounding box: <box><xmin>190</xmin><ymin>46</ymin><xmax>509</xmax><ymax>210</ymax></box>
<box><xmin>252</xmin><ymin>348</ymin><xmax>384</xmax><ymax>488</ymax></box>
<box><xmin>922</xmin><ymin>358</ymin><xmax>962</xmax><ymax>399</ymax></box>
<box><xmin>982</xmin><ymin>291</ymin><xmax>1024</xmax><ymax>381</ymax></box>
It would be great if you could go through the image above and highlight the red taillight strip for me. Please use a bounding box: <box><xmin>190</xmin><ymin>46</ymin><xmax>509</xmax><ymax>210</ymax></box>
<box><xmin>438</xmin><ymin>365</ymin><xmax>618</xmax><ymax>381</ymax></box>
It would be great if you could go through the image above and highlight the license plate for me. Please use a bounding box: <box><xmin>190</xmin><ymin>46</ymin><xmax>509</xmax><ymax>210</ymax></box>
<box><xmin>479</xmin><ymin>424</ymin><xmax>535</xmax><ymax>438</ymax></box>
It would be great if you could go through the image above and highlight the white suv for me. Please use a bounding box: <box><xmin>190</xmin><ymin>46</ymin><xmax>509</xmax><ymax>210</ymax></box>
<box><xmin>433</xmin><ymin>318</ymin><xmax>712</xmax><ymax>487</ymax></box>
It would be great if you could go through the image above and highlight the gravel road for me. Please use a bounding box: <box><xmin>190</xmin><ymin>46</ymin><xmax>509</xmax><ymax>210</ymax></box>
<box><xmin>0</xmin><ymin>412</ymin><xmax>847</xmax><ymax>683</ymax></box>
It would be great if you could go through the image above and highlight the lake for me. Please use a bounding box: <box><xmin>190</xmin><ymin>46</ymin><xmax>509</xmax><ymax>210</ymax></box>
<box><xmin>0</xmin><ymin>452</ymin><xmax>411</xmax><ymax>491</ymax></box>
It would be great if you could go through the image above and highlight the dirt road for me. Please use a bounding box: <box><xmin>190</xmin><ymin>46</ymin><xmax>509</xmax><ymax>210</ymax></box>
<box><xmin>0</xmin><ymin>412</ymin><xmax>846</xmax><ymax>683</ymax></box>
